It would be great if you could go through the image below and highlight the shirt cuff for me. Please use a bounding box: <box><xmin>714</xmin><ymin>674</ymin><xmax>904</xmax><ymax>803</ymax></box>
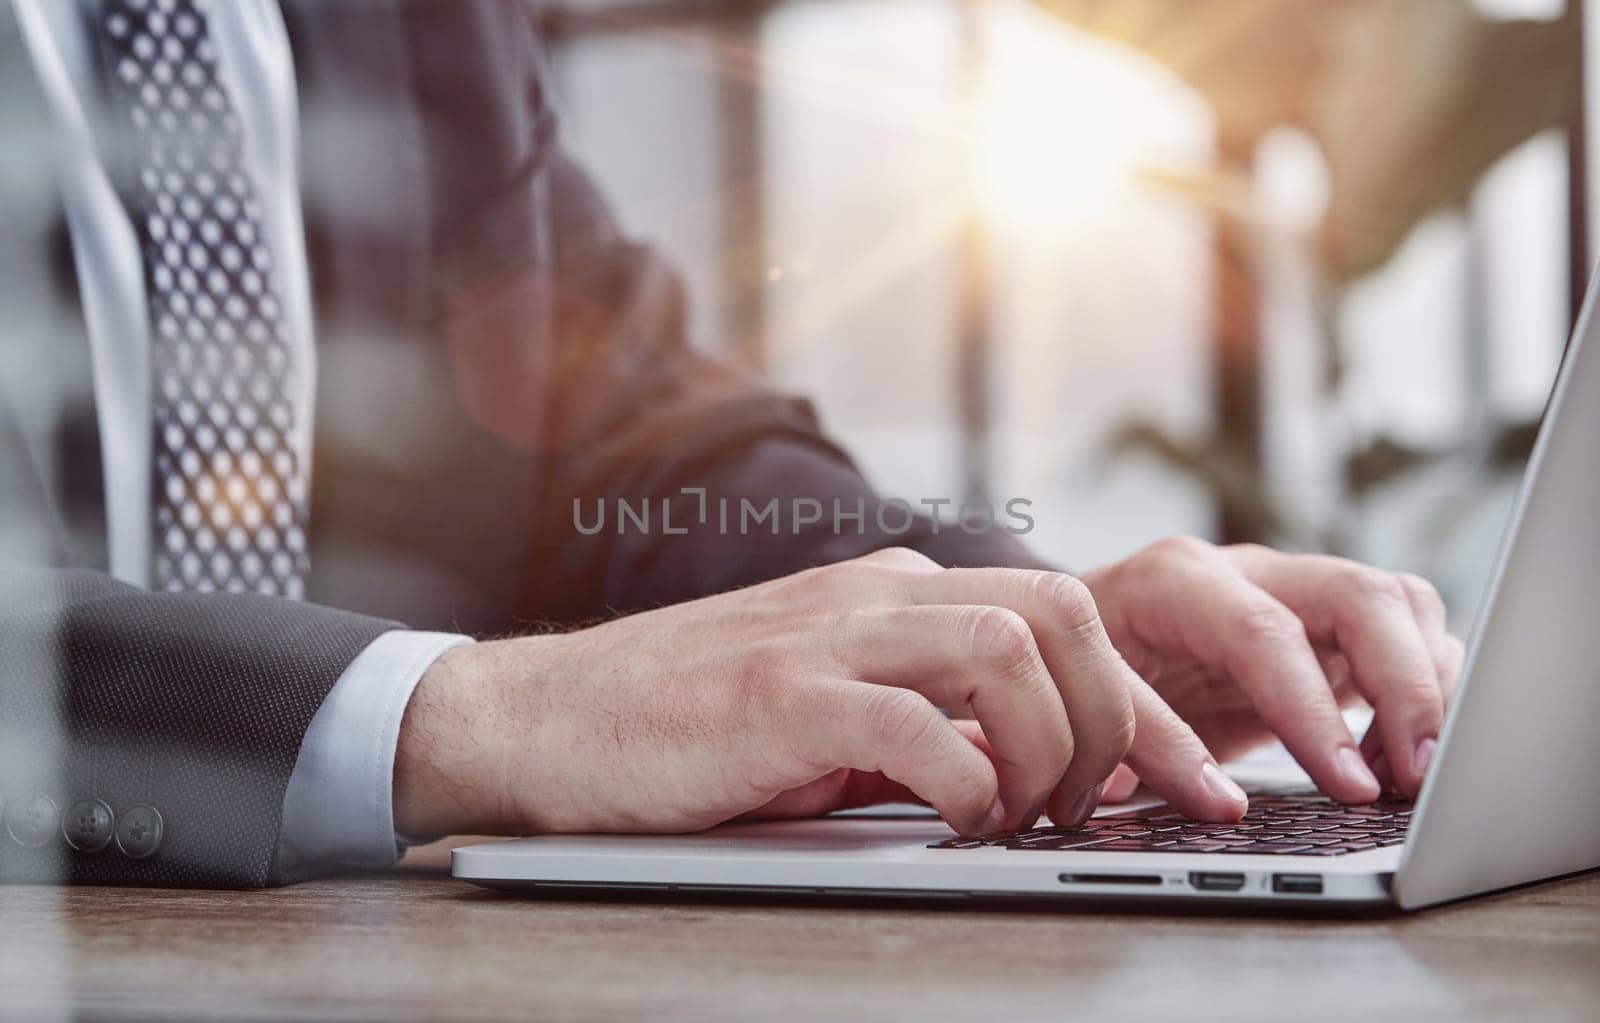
<box><xmin>276</xmin><ymin>629</ymin><xmax>472</xmax><ymax>875</ymax></box>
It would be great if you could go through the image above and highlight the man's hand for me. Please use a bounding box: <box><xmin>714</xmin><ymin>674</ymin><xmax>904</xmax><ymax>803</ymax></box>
<box><xmin>393</xmin><ymin>547</ymin><xmax>1247</xmax><ymax>839</ymax></box>
<box><xmin>1083</xmin><ymin>538</ymin><xmax>1463</xmax><ymax>804</ymax></box>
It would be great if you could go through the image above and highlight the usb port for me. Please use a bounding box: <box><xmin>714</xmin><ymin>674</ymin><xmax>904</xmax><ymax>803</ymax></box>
<box><xmin>1272</xmin><ymin>873</ymin><xmax>1323</xmax><ymax>895</ymax></box>
<box><xmin>1189</xmin><ymin>871</ymin><xmax>1246</xmax><ymax>892</ymax></box>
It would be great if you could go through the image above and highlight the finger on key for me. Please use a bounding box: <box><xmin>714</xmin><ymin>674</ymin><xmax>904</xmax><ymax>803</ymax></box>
<box><xmin>805</xmin><ymin>679</ymin><xmax>1002</xmax><ymax>835</ymax></box>
<box><xmin>897</xmin><ymin>569</ymin><xmax>1137</xmax><ymax>827</ymax></box>
<box><xmin>1233</xmin><ymin>551</ymin><xmax>1442</xmax><ymax>798</ymax></box>
<box><xmin>1120</xmin><ymin>676</ymin><xmax>1249</xmax><ymax>821</ymax></box>
<box><xmin>1144</xmin><ymin>552</ymin><xmax>1379</xmax><ymax>803</ymax></box>
<box><xmin>831</xmin><ymin>603</ymin><xmax>1072</xmax><ymax>832</ymax></box>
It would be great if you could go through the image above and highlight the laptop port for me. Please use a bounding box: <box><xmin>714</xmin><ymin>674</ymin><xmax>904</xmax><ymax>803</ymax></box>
<box><xmin>1272</xmin><ymin>873</ymin><xmax>1324</xmax><ymax>895</ymax></box>
<box><xmin>1189</xmin><ymin>871</ymin><xmax>1246</xmax><ymax>892</ymax></box>
<box><xmin>1057</xmin><ymin>873</ymin><xmax>1162</xmax><ymax>886</ymax></box>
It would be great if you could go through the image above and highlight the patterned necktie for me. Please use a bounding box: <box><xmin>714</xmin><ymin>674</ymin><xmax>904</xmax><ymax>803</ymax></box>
<box><xmin>99</xmin><ymin>0</ymin><xmax>309</xmax><ymax>599</ymax></box>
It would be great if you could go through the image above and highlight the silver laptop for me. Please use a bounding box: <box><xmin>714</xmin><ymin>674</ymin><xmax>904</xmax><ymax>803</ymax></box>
<box><xmin>453</xmin><ymin>271</ymin><xmax>1600</xmax><ymax>910</ymax></box>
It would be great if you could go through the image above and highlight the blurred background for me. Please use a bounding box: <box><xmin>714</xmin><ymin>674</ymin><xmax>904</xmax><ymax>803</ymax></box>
<box><xmin>545</xmin><ymin>0</ymin><xmax>1589</xmax><ymax>630</ymax></box>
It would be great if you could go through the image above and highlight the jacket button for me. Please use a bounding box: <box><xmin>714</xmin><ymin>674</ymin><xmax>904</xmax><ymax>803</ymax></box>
<box><xmin>6</xmin><ymin>793</ymin><xmax>60</xmax><ymax>848</ymax></box>
<box><xmin>63</xmin><ymin>798</ymin><xmax>116</xmax><ymax>854</ymax></box>
<box><xmin>116</xmin><ymin>804</ymin><xmax>164</xmax><ymax>860</ymax></box>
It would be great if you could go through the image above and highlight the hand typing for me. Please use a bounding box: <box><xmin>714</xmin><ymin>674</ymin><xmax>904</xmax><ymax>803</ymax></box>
<box><xmin>393</xmin><ymin>541</ymin><xmax>1460</xmax><ymax>839</ymax></box>
<box><xmin>1084</xmin><ymin>538</ymin><xmax>1461</xmax><ymax>804</ymax></box>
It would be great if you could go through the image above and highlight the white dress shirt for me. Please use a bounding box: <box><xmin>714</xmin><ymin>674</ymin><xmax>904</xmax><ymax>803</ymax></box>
<box><xmin>14</xmin><ymin>0</ymin><xmax>469</xmax><ymax>872</ymax></box>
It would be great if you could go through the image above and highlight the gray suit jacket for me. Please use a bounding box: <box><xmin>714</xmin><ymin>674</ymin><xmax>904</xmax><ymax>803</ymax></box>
<box><xmin>0</xmin><ymin>0</ymin><xmax>1042</xmax><ymax>887</ymax></box>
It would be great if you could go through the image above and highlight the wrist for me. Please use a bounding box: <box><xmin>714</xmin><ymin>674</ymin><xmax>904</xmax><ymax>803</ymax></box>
<box><xmin>393</xmin><ymin>640</ymin><xmax>521</xmax><ymax>836</ymax></box>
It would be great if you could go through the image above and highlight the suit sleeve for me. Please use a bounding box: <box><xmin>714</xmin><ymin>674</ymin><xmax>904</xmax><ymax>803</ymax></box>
<box><xmin>0</xmin><ymin>564</ymin><xmax>398</xmax><ymax>887</ymax></box>
<box><xmin>398</xmin><ymin>0</ymin><xmax>1051</xmax><ymax>622</ymax></box>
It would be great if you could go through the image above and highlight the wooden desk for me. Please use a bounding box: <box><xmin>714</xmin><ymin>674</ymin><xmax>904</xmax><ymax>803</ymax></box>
<box><xmin>4</xmin><ymin>841</ymin><xmax>1597</xmax><ymax>1021</ymax></box>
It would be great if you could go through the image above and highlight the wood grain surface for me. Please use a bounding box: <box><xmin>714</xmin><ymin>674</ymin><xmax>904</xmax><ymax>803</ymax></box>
<box><xmin>2</xmin><ymin>839</ymin><xmax>1596</xmax><ymax>1021</ymax></box>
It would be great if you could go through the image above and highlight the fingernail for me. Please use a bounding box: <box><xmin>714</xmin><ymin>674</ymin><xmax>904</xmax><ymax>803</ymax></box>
<box><xmin>982</xmin><ymin>798</ymin><xmax>1007</xmax><ymax>834</ymax></box>
<box><xmin>1200</xmin><ymin>762</ymin><xmax>1247</xmax><ymax>807</ymax></box>
<box><xmin>1064</xmin><ymin>786</ymin><xmax>1100</xmax><ymax>827</ymax></box>
<box><xmin>1413</xmin><ymin>738</ymin><xmax>1438</xmax><ymax>780</ymax></box>
<box><xmin>1338</xmin><ymin>746</ymin><xmax>1381</xmax><ymax>797</ymax></box>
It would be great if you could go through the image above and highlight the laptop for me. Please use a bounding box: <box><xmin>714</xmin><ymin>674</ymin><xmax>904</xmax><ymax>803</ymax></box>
<box><xmin>453</xmin><ymin>270</ymin><xmax>1600</xmax><ymax>910</ymax></box>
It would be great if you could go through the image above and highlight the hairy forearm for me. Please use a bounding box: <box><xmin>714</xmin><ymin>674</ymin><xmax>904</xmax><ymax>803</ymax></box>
<box><xmin>393</xmin><ymin>641</ymin><xmax>522</xmax><ymax>837</ymax></box>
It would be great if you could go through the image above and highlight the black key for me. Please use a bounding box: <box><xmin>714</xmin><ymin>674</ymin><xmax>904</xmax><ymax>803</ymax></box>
<box><xmin>1090</xmin><ymin>839</ymin><xmax>1177</xmax><ymax>851</ymax></box>
<box><xmin>928</xmin><ymin>838</ymin><xmax>986</xmax><ymax>849</ymax></box>
<box><xmin>1010</xmin><ymin>829</ymin><xmax>1093</xmax><ymax>843</ymax></box>
<box><xmin>1008</xmin><ymin>836</ymin><xmax>1114</xmax><ymax>850</ymax></box>
<box><xmin>1013</xmin><ymin>829</ymin><xmax>1096</xmax><ymax>845</ymax></box>
<box><xmin>1317</xmin><ymin>828</ymin><xmax>1378</xmax><ymax>839</ymax></box>
<box><xmin>1018</xmin><ymin>827</ymin><xmax>1092</xmax><ymax>839</ymax></box>
<box><xmin>1222</xmin><ymin>842</ymin><xmax>1315</xmax><ymax>854</ymax></box>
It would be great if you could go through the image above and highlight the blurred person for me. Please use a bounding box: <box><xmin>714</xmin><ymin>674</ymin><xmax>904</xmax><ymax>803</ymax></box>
<box><xmin>0</xmin><ymin>0</ymin><xmax>1459</xmax><ymax>887</ymax></box>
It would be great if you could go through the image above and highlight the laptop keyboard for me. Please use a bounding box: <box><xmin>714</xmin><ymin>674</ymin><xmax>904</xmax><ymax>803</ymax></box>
<box><xmin>928</xmin><ymin>789</ymin><xmax>1412</xmax><ymax>856</ymax></box>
